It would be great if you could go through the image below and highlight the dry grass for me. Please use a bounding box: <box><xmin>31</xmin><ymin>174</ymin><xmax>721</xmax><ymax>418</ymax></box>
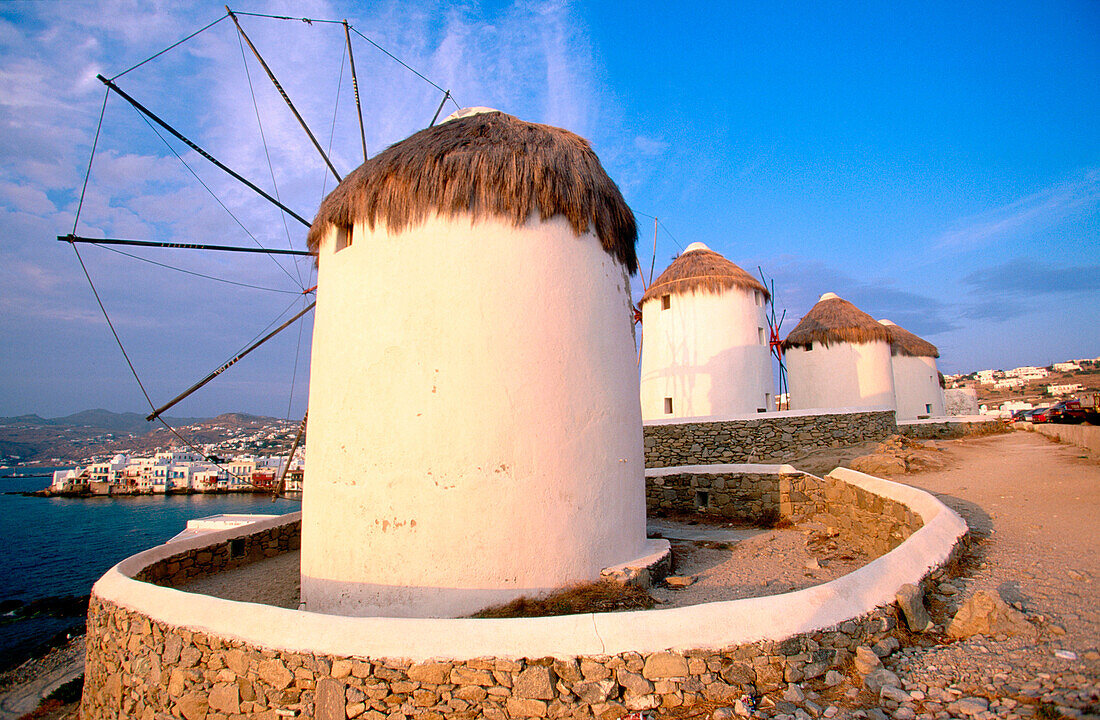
<box><xmin>641</xmin><ymin>245</ymin><xmax>768</xmax><ymax>305</ymax></box>
<box><xmin>782</xmin><ymin>296</ymin><xmax>889</xmax><ymax>351</ymax></box>
<box><xmin>309</xmin><ymin>111</ymin><xmax>638</xmax><ymax>271</ymax></box>
<box><xmin>469</xmin><ymin>581</ymin><xmax>655</xmax><ymax>618</ymax></box>
<box><xmin>880</xmin><ymin>319</ymin><xmax>940</xmax><ymax>358</ymax></box>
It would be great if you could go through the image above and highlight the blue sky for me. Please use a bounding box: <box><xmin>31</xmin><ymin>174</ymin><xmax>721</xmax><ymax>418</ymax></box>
<box><xmin>1</xmin><ymin>0</ymin><xmax>1097</xmax><ymax>419</ymax></box>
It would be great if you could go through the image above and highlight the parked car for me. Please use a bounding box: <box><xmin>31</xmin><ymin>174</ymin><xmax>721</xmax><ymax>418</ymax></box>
<box><xmin>1006</xmin><ymin>408</ymin><xmax>1033</xmax><ymax>423</ymax></box>
<box><xmin>1047</xmin><ymin>399</ymin><xmax>1087</xmax><ymax>424</ymax></box>
<box><xmin>1028</xmin><ymin>407</ymin><xmax>1051</xmax><ymax>423</ymax></box>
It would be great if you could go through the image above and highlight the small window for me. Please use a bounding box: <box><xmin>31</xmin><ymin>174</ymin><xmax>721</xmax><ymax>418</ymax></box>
<box><xmin>926</xmin><ymin>403</ymin><xmax>933</xmax><ymax>414</ymax></box>
<box><xmin>664</xmin><ymin>397</ymin><xmax>673</xmax><ymax>414</ymax></box>
<box><xmin>754</xmin><ymin>290</ymin><xmax>762</xmax><ymax>306</ymax></box>
<box><xmin>695</xmin><ymin>490</ymin><xmax>709</xmax><ymax>509</ymax></box>
<box><xmin>335</xmin><ymin>226</ymin><xmax>352</xmax><ymax>252</ymax></box>
<box><xmin>758</xmin><ymin>327</ymin><xmax>766</xmax><ymax>345</ymax></box>
<box><xmin>807</xmin><ymin>342</ymin><xmax>814</xmax><ymax>351</ymax></box>
<box><xmin>230</xmin><ymin>538</ymin><xmax>246</xmax><ymax>559</ymax></box>
<box><xmin>661</xmin><ymin>295</ymin><xmax>671</xmax><ymax>310</ymax></box>
<box><xmin>765</xmin><ymin>393</ymin><xmax>772</xmax><ymax>410</ymax></box>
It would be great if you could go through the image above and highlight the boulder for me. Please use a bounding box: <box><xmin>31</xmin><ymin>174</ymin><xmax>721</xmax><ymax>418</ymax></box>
<box><xmin>947</xmin><ymin>590</ymin><xmax>1039</xmax><ymax>640</ymax></box>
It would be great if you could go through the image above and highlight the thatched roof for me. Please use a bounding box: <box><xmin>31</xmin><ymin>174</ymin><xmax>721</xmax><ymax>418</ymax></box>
<box><xmin>781</xmin><ymin>293</ymin><xmax>890</xmax><ymax>350</ymax></box>
<box><xmin>307</xmin><ymin>110</ymin><xmax>637</xmax><ymax>272</ymax></box>
<box><xmin>640</xmin><ymin>243</ymin><xmax>769</xmax><ymax>305</ymax></box>
<box><xmin>878</xmin><ymin>319</ymin><xmax>940</xmax><ymax>358</ymax></box>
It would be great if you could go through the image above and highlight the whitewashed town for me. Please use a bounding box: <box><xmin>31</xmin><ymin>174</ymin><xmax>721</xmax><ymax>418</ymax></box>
<box><xmin>47</xmin><ymin>449</ymin><xmax>304</xmax><ymax>495</ymax></box>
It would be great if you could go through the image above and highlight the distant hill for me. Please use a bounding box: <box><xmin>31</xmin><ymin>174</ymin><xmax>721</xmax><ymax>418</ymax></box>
<box><xmin>0</xmin><ymin>409</ymin><xmax>200</xmax><ymax>434</ymax></box>
<box><xmin>0</xmin><ymin>409</ymin><xmax>289</xmax><ymax>464</ymax></box>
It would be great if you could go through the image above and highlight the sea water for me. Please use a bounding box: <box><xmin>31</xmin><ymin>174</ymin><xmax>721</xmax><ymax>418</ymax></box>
<box><xmin>0</xmin><ymin>467</ymin><xmax>298</xmax><ymax>666</ymax></box>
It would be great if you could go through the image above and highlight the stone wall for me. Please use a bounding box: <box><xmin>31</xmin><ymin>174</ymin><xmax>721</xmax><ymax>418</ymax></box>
<box><xmin>1024</xmin><ymin>422</ymin><xmax>1100</xmax><ymax>455</ymax></box>
<box><xmin>83</xmin><ymin>596</ymin><xmax>904</xmax><ymax>720</ymax></box>
<box><xmin>134</xmin><ymin>520</ymin><xmax>300</xmax><ymax>587</ymax></box>
<box><xmin>897</xmin><ymin>420</ymin><xmax>1007</xmax><ymax>440</ymax></box>
<box><xmin>647</xmin><ymin>468</ymin><xmax>922</xmax><ymax>557</ymax></box>
<box><xmin>644</xmin><ymin>410</ymin><xmax>896</xmax><ymax>467</ymax></box>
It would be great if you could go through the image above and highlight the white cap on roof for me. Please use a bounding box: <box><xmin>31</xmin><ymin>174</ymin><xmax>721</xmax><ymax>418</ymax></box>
<box><xmin>819</xmin><ymin>292</ymin><xmax>840</xmax><ymax>301</ymax></box>
<box><xmin>684</xmin><ymin>242</ymin><xmax>710</xmax><ymax>253</ymax></box>
<box><xmin>879</xmin><ymin>319</ymin><xmax>896</xmax><ymax>326</ymax></box>
<box><xmin>441</xmin><ymin>107</ymin><xmax>500</xmax><ymax>123</ymax></box>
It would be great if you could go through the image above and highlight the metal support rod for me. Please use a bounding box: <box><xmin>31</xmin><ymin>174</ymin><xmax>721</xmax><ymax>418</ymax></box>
<box><xmin>96</xmin><ymin>74</ymin><xmax>311</xmax><ymax>227</ymax></box>
<box><xmin>344</xmin><ymin>20</ymin><xmax>368</xmax><ymax>164</ymax></box>
<box><xmin>59</xmin><ymin>234</ymin><xmax>313</xmax><ymax>256</ymax></box>
<box><xmin>429</xmin><ymin>90</ymin><xmax>451</xmax><ymax>127</ymax></box>
<box><xmin>146</xmin><ymin>301</ymin><xmax>316</xmax><ymax>421</ymax></box>
<box><xmin>273</xmin><ymin>410</ymin><xmax>307</xmax><ymax>500</ymax></box>
<box><xmin>648</xmin><ymin>217</ymin><xmax>659</xmax><ymax>288</ymax></box>
<box><xmin>227</xmin><ymin>7</ymin><xmax>342</xmax><ymax>182</ymax></box>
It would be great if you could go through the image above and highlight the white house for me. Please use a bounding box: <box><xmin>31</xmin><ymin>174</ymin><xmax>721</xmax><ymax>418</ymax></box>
<box><xmin>300</xmin><ymin>108</ymin><xmax>649</xmax><ymax>617</ymax></box>
<box><xmin>782</xmin><ymin>293</ymin><xmax>896</xmax><ymax>412</ymax></box>
<box><xmin>638</xmin><ymin>242</ymin><xmax>773</xmax><ymax>418</ymax></box>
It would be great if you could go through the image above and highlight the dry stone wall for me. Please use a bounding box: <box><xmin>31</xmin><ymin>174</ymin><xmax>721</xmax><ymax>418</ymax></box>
<box><xmin>134</xmin><ymin>520</ymin><xmax>300</xmax><ymax>587</ymax></box>
<box><xmin>644</xmin><ymin>411</ymin><xmax>896</xmax><ymax>467</ymax></box>
<box><xmin>647</xmin><ymin>469</ymin><xmax>921</xmax><ymax>557</ymax></box>
<box><xmin>82</xmin><ymin>596</ymin><xmax>904</xmax><ymax>720</ymax></box>
<box><xmin>897</xmin><ymin>420</ymin><xmax>1007</xmax><ymax>440</ymax></box>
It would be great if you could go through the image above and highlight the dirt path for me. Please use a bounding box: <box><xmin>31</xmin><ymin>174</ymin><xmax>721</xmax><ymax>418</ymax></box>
<box><xmin>843</xmin><ymin>430</ymin><xmax>1100</xmax><ymax>719</ymax></box>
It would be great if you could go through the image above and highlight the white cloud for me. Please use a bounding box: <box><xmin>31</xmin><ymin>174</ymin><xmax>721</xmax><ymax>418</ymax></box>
<box><xmin>934</xmin><ymin>169</ymin><xmax>1100</xmax><ymax>250</ymax></box>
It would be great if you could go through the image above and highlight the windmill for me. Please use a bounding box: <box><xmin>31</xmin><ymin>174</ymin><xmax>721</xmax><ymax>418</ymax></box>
<box><xmin>758</xmin><ymin>266</ymin><xmax>788</xmax><ymax>411</ymax></box>
<box><xmin>61</xmin><ymin>8</ymin><xmax>458</xmax><ymax>498</ymax></box>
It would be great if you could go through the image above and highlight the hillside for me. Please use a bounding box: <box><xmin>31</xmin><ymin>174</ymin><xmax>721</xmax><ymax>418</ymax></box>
<box><xmin>0</xmin><ymin>410</ymin><xmax>295</xmax><ymax>465</ymax></box>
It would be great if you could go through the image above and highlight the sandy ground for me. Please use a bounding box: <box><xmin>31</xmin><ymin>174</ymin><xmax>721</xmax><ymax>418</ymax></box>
<box><xmin>176</xmin><ymin>550</ymin><xmax>300</xmax><ymax>608</ymax></box>
<box><xmin>898</xmin><ymin>431</ymin><xmax>1100</xmax><ymax>652</ymax></box>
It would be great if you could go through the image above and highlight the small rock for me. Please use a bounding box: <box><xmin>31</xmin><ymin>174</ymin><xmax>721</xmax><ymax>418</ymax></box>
<box><xmin>734</xmin><ymin>698</ymin><xmax>753</xmax><ymax>717</ymax></box>
<box><xmin>864</xmin><ymin>668</ymin><xmax>901</xmax><ymax>694</ymax></box>
<box><xmin>880</xmin><ymin>686</ymin><xmax>911</xmax><ymax>703</ymax></box>
<box><xmin>666</xmin><ymin>575</ymin><xmax>696</xmax><ymax>588</ymax></box>
<box><xmin>514</xmin><ymin>666</ymin><xmax>556</xmax><ymax>700</ymax></box>
<box><xmin>713</xmin><ymin>708</ymin><xmax>736</xmax><ymax>720</ymax></box>
<box><xmin>824</xmin><ymin>671</ymin><xmax>845</xmax><ymax>688</ymax></box>
<box><xmin>894</xmin><ymin>709</ymin><xmax>916</xmax><ymax>720</ymax></box>
<box><xmin>947</xmin><ymin>697</ymin><xmax>990</xmax><ymax>717</ymax></box>
<box><xmin>823</xmin><ymin>707</ymin><xmax>838</xmax><ymax>718</ymax></box>
<box><xmin>642</xmin><ymin>651</ymin><xmax>689</xmax><ymax>679</ymax></box>
<box><xmin>1053</xmin><ymin>650</ymin><xmax>1078</xmax><ymax>660</ymax></box>
<box><xmin>783</xmin><ymin>685</ymin><xmax>805</xmax><ymax>703</ymax></box>
<box><xmin>805</xmin><ymin>559</ymin><xmax>821</xmax><ymax>571</ymax></box>
<box><xmin>896</xmin><ymin>584</ymin><xmax>933</xmax><ymax>632</ymax></box>
<box><xmin>873</xmin><ymin>637</ymin><xmax>901</xmax><ymax>658</ymax></box>
<box><xmin>855</xmin><ymin>646</ymin><xmax>883</xmax><ymax>675</ymax></box>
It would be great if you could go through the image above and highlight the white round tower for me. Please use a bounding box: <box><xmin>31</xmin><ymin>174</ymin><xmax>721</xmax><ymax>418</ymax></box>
<box><xmin>879</xmin><ymin>319</ymin><xmax>946</xmax><ymax>420</ymax></box>
<box><xmin>639</xmin><ymin>242</ymin><xmax>774</xmax><ymax>418</ymax></box>
<box><xmin>300</xmin><ymin>110</ymin><xmax>648</xmax><ymax>617</ymax></box>
<box><xmin>781</xmin><ymin>293</ymin><xmax>896</xmax><ymax>411</ymax></box>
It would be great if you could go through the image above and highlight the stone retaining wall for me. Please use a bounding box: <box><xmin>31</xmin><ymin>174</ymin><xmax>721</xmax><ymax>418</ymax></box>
<box><xmin>644</xmin><ymin>410</ymin><xmax>896</xmax><ymax>467</ymax></box>
<box><xmin>81</xmin><ymin>472</ymin><xmax>968</xmax><ymax>720</ymax></box>
<box><xmin>83</xmin><ymin>596</ymin><xmax>903</xmax><ymax>720</ymax></box>
<box><xmin>1021</xmin><ymin>422</ymin><xmax>1100</xmax><ymax>455</ymax></box>
<box><xmin>897</xmin><ymin>419</ymin><xmax>1008</xmax><ymax>440</ymax></box>
<box><xmin>135</xmin><ymin>520</ymin><xmax>300</xmax><ymax>587</ymax></box>
<box><xmin>647</xmin><ymin>467</ymin><xmax>921</xmax><ymax>556</ymax></box>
